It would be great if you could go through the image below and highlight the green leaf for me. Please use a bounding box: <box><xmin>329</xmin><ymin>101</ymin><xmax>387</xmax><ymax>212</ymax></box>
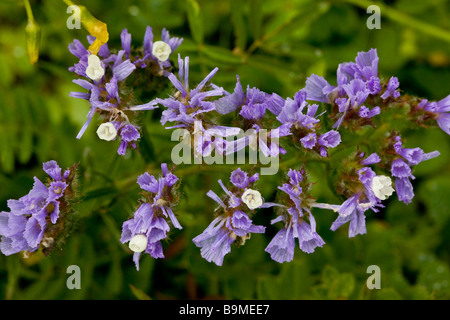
<box><xmin>230</xmin><ymin>0</ymin><xmax>247</xmax><ymax>51</ymax></box>
<box><xmin>129</xmin><ymin>284</ymin><xmax>152</xmax><ymax>300</ymax></box>
<box><xmin>257</xmin><ymin>260</ymin><xmax>311</xmax><ymax>299</ymax></box>
<box><xmin>248</xmin><ymin>0</ymin><xmax>263</xmax><ymax>40</ymax></box>
<box><xmin>201</xmin><ymin>44</ymin><xmax>243</xmax><ymax>66</ymax></box>
<box><xmin>186</xmin><ymin>0</ymin><xmax>204</xmax><ymax>44</ymax></box>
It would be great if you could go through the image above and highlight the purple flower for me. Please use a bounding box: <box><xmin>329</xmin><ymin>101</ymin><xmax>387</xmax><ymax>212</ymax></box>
<box><xmin>318</xmin><ymin>130</ymin><xmax>341</xmax><ymax>148</ymax></box>
<box><xmin>214</xmin><ymin>75</ymin><xmax>284</xmax><ymax>120</ymax></box>
<box><xmin>193</xmin><ymin>169</ymin><xmax>265</xmax><ymax>266</ymax></box>
<box><xmin>69</xmin><ymin>30</ymin><xmax>164</xmax><ymax>142</ymax></box>
<box><xmin>229</xmin><ymin>168</ymin><xmax>258</xmax><ymax>189</ymax></box>
<box><xmin>0</xmin><ymin>161</ymin><xmax>72</xmax><ymax>256</ymax></box>
<box><xmin>135</xmin><ymin>26</ymin><xmax>182</xmax><ymax>71</ymax></box>
<box><xmin>265</xmin><ymin>169</ymin><xmax>325</xmax><ymax>263</ymax></box>
<box><xmin>417</xmin><ymin>96</ymin><xmax>450</xmax><ymax>135</ymax></box>
<box><xmin>303</xmin><ymin>74</ymin><xmax>335</xmax><ymax>103</ymax></box>
<box><xmin>277</xmin><ymin>91</ymin><xmax>341</xmax><ymax>155</ymax></box>
<box><xmin>120</xmin><ymin>29</ymin><xmax>132</xmax><ymax>58</ymax></box>
<box><xmin>353</xmin><ymin>48</ymin><xmax>379</xmax><ymax>80</ymax></box>
<box><xmin>359</xmin><ymin>105</ymin><xmax>381</xmax><ymax>118</ymax></box>
<box><xmin>380</xmin><ymin>76</ymin><xmax>401</xmax><ymax>100</ymax></box>
<box><xmin>330</xmin><ymin>194</ymin><xmax>368</xmax><ymax>238</ymax></box>
<box><xmin>300</xmin><ymin>132</ymin><xmax>317</xmax><ymax>149</ymax></box>
<box><xmin>120</xmin><ymin>163</ymin><xmax>181</xmax><ymax>270</ymax></box>
<box><xmin>333</xmin><ymin>78</ymin><xmax>371</xmax><ymax>128</ymax></box>
<box><xmin>117</xmin><ymin>124</ymin><xmax>140</xmax><ymax>156</ymax></box>
<box><xmin>366</xmin><ymin>76</ymin><xmax>382</xmax><ymax>95</ymax></box>
<box><xmin>277</xmin><ymin>91</ymin><xmax>320</xmax><ymax>129</ymax></box>
<box><xmin>389</xmin><ymin>135</ymin><xmax>439</xmax><ymax>204</ymax></box>
<box><xmin>152</xmin><ymin>55</ymin><xmax>224</xmax><ymax>127</ymax></box>
<box><xmin>330</xmin><ymin>153</ymin><xmax>394</xmax><ymax>237</ymax></box>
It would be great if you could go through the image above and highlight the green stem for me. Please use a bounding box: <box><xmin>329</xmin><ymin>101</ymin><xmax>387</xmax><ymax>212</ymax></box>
<box><xmin>341</xmin><ymin>0</ymin><xmax>450</xmax><ymax>43</ymax></box>
<box><xmin>62</xmin><ymin>0</ymin><xmax>76</xmax><ymax>7</ymax></box>
<box><xmin>23</xmin><ymin>0</ymin><xmax>34</xmax><ymax>23</ymax></box>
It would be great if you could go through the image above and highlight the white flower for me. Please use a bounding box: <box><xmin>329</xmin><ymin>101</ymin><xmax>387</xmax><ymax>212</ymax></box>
<box><xmin>371</xmin><ymin>175</ymin><xmax>395</xmax><ymax>200</ymax></box>
<box><xmin>129</xmin><ymin>234</ymin><xmax>148</xmax><ymax>253</ymax></box>
<box><xmin>96</xmin><ymin>122</ymin><xmax>117</xmax><ymax>141</ymax></box>
<box><xmin>152</xmin><ymin>41</ymin><xmax>172</xmax><ymax>62</ymax></box>
<box><xmin>86</xmin><ymin>54</ymin><xmax>105</xmax><ymax>81</ymax></box>
<box><xmin>241</xmin><ymin>189</ymin><xmax>263</xmax><ymax>210</ymax></box>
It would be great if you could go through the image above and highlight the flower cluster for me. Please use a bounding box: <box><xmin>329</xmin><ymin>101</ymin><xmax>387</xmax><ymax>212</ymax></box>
<box><xmin>120</xmin><ymin>163</ymin><xmax>182</xmax><ymax>270</ymax></box>
<box><xmin>192</xmin><ymin>168</ymin><xmax>267</xmax><ymax>266</ymax></box>
<box><xmin>277</xmin><ymin>90</ymin><xmax>341</xmax><ymax>157</ymax></box>
<box><xmin>215</xmin><ymin>75</ymin><xmax>289</xmax><ymax>157</ymax></box>
<box><xmin>57</xmin><ymin>27</ymin><xmax>448</xmax><ymax>270</ymax></box>
<box><xmin>328</xmin><ymin>152</ymin><xmax>394</xmax><ymax>238</ymax></box>
<box><xmin>265</xmin><ymin>169</ymin><xmax>325</xmax><ymax>263</ymax></box>
<box><xmin>381</xmin><ymin>133</ymin><xmax>440</xmax><ymax>204</ymax></box>
<box><xmin>0</xmin><ymin>161</ymin><xmax>77</xmax><ymax>256</ymax></box>
<box><xmin>303</xmin><ymin>48</ymin><xmax>396</xmax><ymax>129</ymax></box>
<box><xmin>412</xmin><ymin>96</ymin><xmax>450</xmax><ymax>135</ymax></box>
<box><xmin>69</xmin><ymin>26</ymin><xmax>183</xmax><ymax>156</ymax></box>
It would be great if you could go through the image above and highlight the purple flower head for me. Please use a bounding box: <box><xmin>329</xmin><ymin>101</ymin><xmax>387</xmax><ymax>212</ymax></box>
<box><xmin>121</xmin><ymin>164</ymin><xmax>181</xmax><ymax>270</ymax></box>
<box><xmin>360</xmin><ymin>152</ymin><xmax>381</xmax><ymax>166</ymax></box>
<box><xmin>43</xmin><ymin>160</ymin><xmax>62</xmax><ymax>181</ymax></box>
<box><xmin>138</xmin><ymin>26</ymin><xmax>182</xmax><ymax>70</ymax></box>
<box><xmin>120</xmin><ymin>204</ymin><xmax>169</xmax><ymax>270</ymax></box>
<box><xmin>330</xmin><ymin>194</ymin><xmax>368</xmax><ymax>238</ymax></box>
<box><xmin>48</xmin><ymin>181</ymin><xmax>68</xmax><ymax>201</ymax></box>
<box><xmin>214</xmin><ymin>75</ymin><xmax>284</xmax><ymax>121</ymax></box>
<box><xmin>155</xmin><ymin>55</ymin><xmax>224</xmax><ymax>128</ymax></box>
<box><xmin>0</xmin><ymin>161</ymin><xmax>74</xmax><ymax>256</ymax></box>
<box><xmin>193</xmin><ymin>170</ymin><xmax>265</xmax><ymax>266</ymax></box>
<box><xmin>380</xmin><ymin>76</ymin><xmax>401</xmax><ymax>100</ymax></box>
<box><xmin>239</xmin><ymin>87</ymin><xmax>269</xmax><ymax>121</ymax></box>
<box><xmin>303</xmin><ymin>74</ymin><xmax>336</xmax><ymax>103</ymax></box>
<box><xmin>353</xmin><ymin>48</ymin><xmax>379</xmax><ymax>80</ymax></box>
<box><xmin>366</xmin><ymin>76</ymin><xmax>382</xmax><ymax>95</ymax></box>
<box><xmin>265</xmin><ymin>169</ymin><xmax>325</xmax><ymax>263</ymax></box>
<box><xmin>342</xmin><ymin>79</ymin><xmax>370</xmax><ymax>108</ymax></box>
<box><xmin>394</xmin><ymin>178</ymin><xmax>415</xmax><ymax>205</ymax></box>
<box><xmin>120</xmin><ymin>29</ymin><xmax>132</xmax><ymax>58</ymax></box>
<box><xmin>330</xmin><ymin>154</ymin><xmax>398</xmax><ymax>237</ymax></box>
<box><xmin>417</xmin><ymin>95</ymin><xmax>450</xmax><ymax>135</ymax></box>
<box><xmin>277</xmin><ymin>91</ymin><xmax>341</xmax><ymax>155</ymax></box>
<box><xmin>300</xmin><ymin>132</ymin><xmax>317</xmax><ymax>149</ymax></box>
<box><xmin>277</xmin><ymin>91</ymin><xmax>321</xmax><ymax>129</ymax></box>
<box><xmin>358</xmin><ymin>105</ymin><xmax>381</xmax><ymax>118</ymax></box>
<box><xmin>318</xmin><ymin>130</ymin><xmax>341</xmax><ymax>149</ymax></box>
<box><xmin>229</xmin><ymin>168</ymin><xmax>258</xmax><ymax>189</ymax></box>
<box><xmin>389</xmin><ymin>135</ymin><xmax>440</xmax><ymax>204</ymax></box>
<box><xmin>117</xmin><ymin>124</ymin><xmax>140</xmax><ymax>156</ymax></box>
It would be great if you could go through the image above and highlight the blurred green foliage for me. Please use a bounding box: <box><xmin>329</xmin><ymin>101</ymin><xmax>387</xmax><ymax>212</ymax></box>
<box><xmin>0</xmin><ymin>0</ymin><xmax>449</xmax><ymax>300</ymax></box>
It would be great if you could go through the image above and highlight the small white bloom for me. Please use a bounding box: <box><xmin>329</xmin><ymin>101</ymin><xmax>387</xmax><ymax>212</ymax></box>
<box><xmin>152</xmin><ymin>41</ymin><xmax>172</xmax><ymax>62</ymax></box>
<box><xmin>371</xmin><ymin>175</ymin><xmax>395</xmax><ymax>200</ymax></box>
<box><xmin>241</xmin><ymin>189</ymin><xmax>263</xmax><ymax>210</ymax></box>
<box><xmin>129</xmin><ymin>234</ymin><xmax>148</xmax><ymax>253</ymax></box>
<box><xmin>86</xmin><ymin>54</ymin><xmax>105</xmax><ymax>81</ymax></box>
<box><xmin>96</xmin><ymin>122</ymin><xmax>117</xmax><ymax>141</ymax></box>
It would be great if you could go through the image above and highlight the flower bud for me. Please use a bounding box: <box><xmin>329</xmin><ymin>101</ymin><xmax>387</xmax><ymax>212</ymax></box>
<box><xmin>129</xmin><ymin>234</ymin><xmax>148</xmax><ymax>253</ymax></box>
<box><xmin>25</xmin><ymin>15</ymin><xmax>40</xmax><ymax>64</ymax></box>
<box><xmin>97</xmin><ymin>122</ymin><xmax>117</xmax><ymax>141</ymax></box>
<box><xmin>371</xmin><ymin>175</ymin><xmax>395</xmax><ymax>200</ymax></box>
<box><xmin>241</xmin><ymin>189</ymin><xmax>263</xmax><ymax>210</ymax></box>
<box><xmin>86</xmin><ymin>54</ymin><xmax>105</xmax><ymax>81</ymax></box>
<box><xmin>152</xmin><ymin>41</ymin><xmax>172</xmax><ymax>62</ymax></box>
